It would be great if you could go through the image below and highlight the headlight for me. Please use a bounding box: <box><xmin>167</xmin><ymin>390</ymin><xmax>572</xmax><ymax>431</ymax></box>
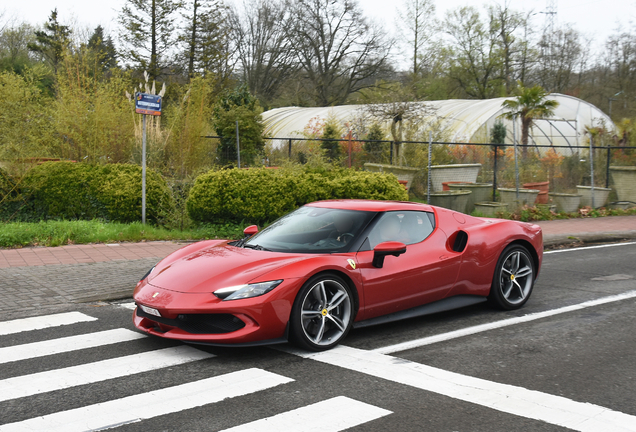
<box><xmin>140</xmin><ymin>265</ymin><xmax>156</xmax><ymax>282</ymax></box>
<box><xmin>214</xmin><ymin>280</ymin><xmax>283</xmax><ymax>301</ymax></box>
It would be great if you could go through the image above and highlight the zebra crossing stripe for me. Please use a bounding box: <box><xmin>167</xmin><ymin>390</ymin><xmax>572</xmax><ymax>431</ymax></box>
<box><xmin>219</xmin><ymin>396</ymin><xmax>392</xmax><ymax>432</ymax></box>
<box><xmin>0</xmin><ymin>328</ymin><xmax>146</xmax><ymax>364</ymax></box>
<box><xmin>289</xmin><ymin>346</ymin><xmax>636</xmax><ymax>432</ymax></box>
<box><xmin>0</xmin><ymin>345</ymin><xmax>213</xmax><ymax>403</ymax></box>
<box><xmin>0</xmin><ymin>368</ymin><xmax>294</xmax><ymax>432</ymax></box>
<box><xmin>0</xmin><ymin>312</ymin><xmax>97</xmax><ymax>336</ymax></box>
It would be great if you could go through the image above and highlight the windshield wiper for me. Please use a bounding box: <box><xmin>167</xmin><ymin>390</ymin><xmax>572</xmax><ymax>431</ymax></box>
<box><xmin>244</xmin><ymin>243</ymin><xmax>271</xmax><ymax>251</ymax></box>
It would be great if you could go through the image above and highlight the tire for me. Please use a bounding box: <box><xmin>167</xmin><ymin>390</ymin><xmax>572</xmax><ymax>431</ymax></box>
<box><xmin>289</xmin><ymin>274</ymin><xmax>354</xmax><ymax>351</ymax></box>
<box><xmin>489</xmin><ymin>244</ymin><xmax>535</xmax><ymax>310</ymax></box>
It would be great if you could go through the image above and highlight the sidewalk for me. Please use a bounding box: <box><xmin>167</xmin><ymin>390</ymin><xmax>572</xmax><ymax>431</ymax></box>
<box><xmin>2</xmin><ymin>217</ymin><xmax>636</xmax><ymax>318</ymax></box>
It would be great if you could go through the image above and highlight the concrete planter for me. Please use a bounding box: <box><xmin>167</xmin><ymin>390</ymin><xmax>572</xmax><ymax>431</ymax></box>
<box><xmin>549</xmin><ymin>192</ymin><xmax>581</xmax><ymax>213</ymax></box>
<box><xmin>428</xmin><ymin>190</ymin><xmax>472</xmax><ymax>213</ymax></box>
<box><xmin>576</xmin><ymin>185</ymin><xmax>611</xmax><ymax>208</ymax></box>
<box><xmin>474</xmin><ymin>201</ymin><xmax>508</xmax><ymax>217</ymax></box>
<box><xmin>448</xmin><ymin>183</ymin><xmax>493</xmax><ymax>213</ymax></box>
<box><xmin>609</xmin><ymin>166</ymin><xmax>636</xmax><ymax>203</ymax></box>
<box><xmin>429</xmin><ymin>164</ymin><xmax>481</xmax><ymax>192</ymax></box>
<box><xmin>498</xmin><ymin>188</ymin><xmax>540</xmax><ymax>212</ymax></box>
<box><xmin>364</xmin><ymin>163</ymin><xmax>421</xmax><ymax>190</ymax></box>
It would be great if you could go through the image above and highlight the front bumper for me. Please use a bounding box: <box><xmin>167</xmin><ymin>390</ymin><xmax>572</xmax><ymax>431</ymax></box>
<box><xmin>132</xmin><ymin>278</ymin><xmax>298</xmax><ymax>345</ymax></box>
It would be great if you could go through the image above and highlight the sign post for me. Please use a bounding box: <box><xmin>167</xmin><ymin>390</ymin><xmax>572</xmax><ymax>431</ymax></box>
<box><xmin>135</xmin><ymin>92</ymin><xmax>162</xmax><ymax>224</ymax></box>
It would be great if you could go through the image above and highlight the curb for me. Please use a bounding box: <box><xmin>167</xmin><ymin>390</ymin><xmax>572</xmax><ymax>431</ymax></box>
<box><xmin>543</xmin><ymin>231</ymin><xmax>636</xmax><ymax>247</ymax></box>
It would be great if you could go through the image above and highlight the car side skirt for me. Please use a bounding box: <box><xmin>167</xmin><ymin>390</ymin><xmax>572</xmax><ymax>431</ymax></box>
<box><xmin>352</xmin><ymin>295</ymin><xmax>487</xmax><ymax>329</ymax></box>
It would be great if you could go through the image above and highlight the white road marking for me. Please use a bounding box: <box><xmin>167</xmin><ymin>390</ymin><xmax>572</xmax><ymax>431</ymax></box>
<box><xmin>284</xmin><ymin>346</ymin><xmax>636</xmax><ymax>432</ymax></box>
<box><xmin>219</xmin><ymin>396</ymin><xmax>392</xmax><ymax>432</ymax></box>
<box><xmin>0</xmin><ymin>345</ymin><xmax>213</xmax><ymax>402</ymax></box>
<box><xmin>0</xmin><ymin>312</ymin><xmax>97</xmax><ymax>336</ymax></box>
<box><xmin>372</xmin><ymin>290</ymin><xmax>636</xmax><ymax>354</ymax></box>
<box><xmin>0</xmin><ymin>328</ymin><xmax>146</xmax><ymax>364</ymax></box>
<box><xmin>544</xmin><ymin>241</ymin><xmax>636</xmax><ymax>254</ymax></box>
<box><xmin>116</xmin><ymin>302</ymin><xmax>137</xmax><ymax>310</ymax></box>
<box><xmin>0</xmin><ymin>368</ymin><xmax>293</xmax><ymax>432</ymax></box>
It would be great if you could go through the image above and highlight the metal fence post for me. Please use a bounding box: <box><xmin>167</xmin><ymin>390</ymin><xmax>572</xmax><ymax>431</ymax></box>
<box><xmin>427</xmin><ymin>132</ymin><xmax>432</xmax><ymax>203</ymax></box>
<box><xmin>513</xmin><ymin>115</ymin><xmax>519</xmax><ymax>199</ymax></box>
<box><xmin>606</xmin><ymin>143</ymin><xmax>611</xmax><ymax>188</ymax></box>
<box><xmin>590</xmin><ymin>135</ymin><xmax>595</xmax><ymax>208</ymax></box>
<box><xmin>493</xmin><ymin>143</ymin><xmax>498</xmax><ymax>202</ymax></box>
<box><xmin>288</xmin><ymin>139</ymin><xmax>292</xmax><ymax>159</ymax></box>
<box><xmin>390</xmin><ymin>141</ymin><xmax>394</xmax><ymax>165</ymax></box>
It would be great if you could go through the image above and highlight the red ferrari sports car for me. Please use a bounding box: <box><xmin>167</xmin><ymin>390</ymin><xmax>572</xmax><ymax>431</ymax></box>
<box><xmin>133</xmin><ymin>200</ymin><xmax>542</xmax><ymax>351</ymax></box>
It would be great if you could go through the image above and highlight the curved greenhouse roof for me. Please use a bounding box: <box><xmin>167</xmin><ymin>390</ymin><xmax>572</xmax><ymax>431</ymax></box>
<box><xmin>262</xmin><ymin>94</ymin><xmax>614</xmax><ymax>154</ymax></box>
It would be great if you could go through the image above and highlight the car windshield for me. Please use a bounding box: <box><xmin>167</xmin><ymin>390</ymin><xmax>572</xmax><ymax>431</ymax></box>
<box><xmin>243</xmin><ymin>206</ymin><xmax>375</xmax><ymax>253</ymax></box>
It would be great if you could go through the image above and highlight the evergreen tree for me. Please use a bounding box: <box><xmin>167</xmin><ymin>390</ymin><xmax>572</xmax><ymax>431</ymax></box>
<box><xmin>180</xmin><ymin>0</ymin><xmax>231</xmax><ymax>79</ymax></box>
<box><xmin>321</xmin><ymin>120</ymin><xmax>341</xmax><ymax>162</ymax></box>
<box><xmin>88</xmin><ymin>25</ymin><xmax>118</xmax><ymax>71</ymax></box>
<box><xmin>364</xmin><ymin>122</ymin><xmax>386</xmax><ymax>163</ymax></box>
<box><xmin>27</xmin><ymin>9</ymin><xmax>71</xmax><ymax>74</ymax></box>
<box><xmin>213</xmin><ymin>85</ymin><xmax>265</xmax><ymax>166</ymax></box>
<box><xmin>118</xmin><ymin>0</ymin><xmax>181</xmax><ymax>80</ymax></box>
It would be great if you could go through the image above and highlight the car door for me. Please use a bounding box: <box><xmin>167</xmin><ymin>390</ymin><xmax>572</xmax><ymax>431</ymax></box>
<box><xmin>354</xmin><ymin>211</ymin><xmax>463</xmax><ymax>321</ymax></box>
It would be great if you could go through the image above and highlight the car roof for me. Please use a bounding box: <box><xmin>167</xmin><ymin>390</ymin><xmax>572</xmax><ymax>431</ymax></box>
<box><xmin>306</xmin><ymin>199</ymin><xmax>434</xmax><ymax>212</ymax></box>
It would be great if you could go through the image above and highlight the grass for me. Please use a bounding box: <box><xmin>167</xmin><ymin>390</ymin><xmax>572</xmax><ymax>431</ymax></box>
<box><xmin>3</xmin><ymin>203</ymin><xmax>636</xmax><ymax>249</ymax></box>
<box><xmin>0</xmin><ymin>220</ymin><xmax>245</xmax><ymax>248</ymax></box>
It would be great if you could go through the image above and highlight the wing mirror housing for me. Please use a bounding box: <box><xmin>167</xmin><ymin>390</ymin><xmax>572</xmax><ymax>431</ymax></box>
<box><xmin>372</xmin><ymin>241</ymin><xmax>407</xmax><ymax>268</ymax></box>
<box><xmin>243</xmin><ymin>225</ymin><xmax>258</xmax><ymax>237</ymax></box>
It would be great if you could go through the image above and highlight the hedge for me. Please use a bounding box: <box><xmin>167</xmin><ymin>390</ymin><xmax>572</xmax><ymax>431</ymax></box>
<box><xmin>17</xmin><ymin>162</ymin><xmax>173</xmax><ymax>223</ymax></box>
<box><xmin>186</xmin><ymin>167</ymin><xmax>408</xmax><ymax>224</ymax></box>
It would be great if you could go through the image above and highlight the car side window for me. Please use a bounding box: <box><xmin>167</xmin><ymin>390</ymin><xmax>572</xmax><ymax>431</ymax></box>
<box><xmin>367</xmin><ymin>211</ymin><xmax>435</xmax><ymax>249</ymax></box>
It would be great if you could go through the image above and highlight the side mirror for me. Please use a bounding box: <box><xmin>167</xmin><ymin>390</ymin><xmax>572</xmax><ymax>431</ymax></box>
<box><xmin>372</xmin><ymin>241</ymin><xmax>406</xmax><ymax>268</ymax></box>
<box><xmin>243</xmin><ymin>225</ymin><xmax>258</xmax><ymax>237</ymax></box>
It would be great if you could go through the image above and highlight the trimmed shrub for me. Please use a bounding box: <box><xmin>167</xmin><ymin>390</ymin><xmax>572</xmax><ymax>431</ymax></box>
<box><xmin>187</xmin><ymin>167</ymin><xmax>408</xmax><ymax>224</ymax></box>
<box><xmin>17</xmin><ymin>162</ymin><xmax>173</xmax><ymax>223</ymax></box>
<box><xmin>0</xmin><ymin>167</ymin><xmax>19</xmax><ymax>219</ymax></box>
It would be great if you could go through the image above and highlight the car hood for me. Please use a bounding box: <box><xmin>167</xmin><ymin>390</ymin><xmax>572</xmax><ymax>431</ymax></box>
<box><xmin>147</xmin><ymin>243</ymin><xmax>308</xmax><ymax>293</ymax></box>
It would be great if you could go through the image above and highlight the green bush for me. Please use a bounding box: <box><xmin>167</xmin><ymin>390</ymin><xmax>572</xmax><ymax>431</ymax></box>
<box><xmin>17</xmin><ymin>162</ymin><xmax>173</xmax><ymax>223</ymax></box>
<box><xmin>187</xmin><ymin>167</ymin><xmax>408</xmax><ymax>224</ymax></box>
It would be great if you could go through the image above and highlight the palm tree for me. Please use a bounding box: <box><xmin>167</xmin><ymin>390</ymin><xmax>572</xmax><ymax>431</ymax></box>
<box><xmin>501</xmin><ymin>84</ymin><xmax>559</xmax><ymax>158</ymax></box>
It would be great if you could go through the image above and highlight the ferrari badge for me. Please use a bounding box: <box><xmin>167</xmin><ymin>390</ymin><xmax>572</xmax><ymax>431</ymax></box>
<box><xmin>347</xmin><ymin>259</ymin><xmax>356</xmax><ymax>270</ymax></box>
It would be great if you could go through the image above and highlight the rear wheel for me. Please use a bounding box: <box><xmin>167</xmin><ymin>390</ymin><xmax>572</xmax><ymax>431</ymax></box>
<box><xmin>290</xmin><ymin>274</ymin><xmax>354</xmax><ymax>351</ymax></box>
<box><xmin>489</xmin><ymin>245</ymin><xmax>535</xmax><ymax>310</ymax></box>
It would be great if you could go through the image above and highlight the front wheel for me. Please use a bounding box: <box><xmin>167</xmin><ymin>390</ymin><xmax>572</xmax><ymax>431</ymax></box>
<box><xmin>489</xmin><ymin>245</ymin><xmax>535</xmax><ymax>310</ymax></box>
<box><xmin>290</xmin><ymin>274</ymin><xmax>354</xmax><ymax>351</ymax></box>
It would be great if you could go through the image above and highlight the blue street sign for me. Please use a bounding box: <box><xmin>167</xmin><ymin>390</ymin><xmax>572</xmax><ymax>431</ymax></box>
<box><xmin>135</xmin><ymin>92</ymin><xmax>162</xmax><ymax>116</ymax></box>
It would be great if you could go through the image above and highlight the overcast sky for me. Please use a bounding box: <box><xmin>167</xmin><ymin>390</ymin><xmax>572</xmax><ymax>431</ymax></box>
<box><xmin>3</xmin><ymin>0</ymin><xmax>635</xmax><ymax>56</ymax></box>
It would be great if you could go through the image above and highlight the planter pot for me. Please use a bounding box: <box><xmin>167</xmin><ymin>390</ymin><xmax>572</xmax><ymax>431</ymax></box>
<box><xmin>609</xmin><ymin>166</ymin><xmax>636</xmax><ymax>203</ymax></box>
<box><xmin>610</xmin><ymin>201</ymin><xmax>635</xmax><ymax>210</ymax></box>
<box><xmin>523</xmin><ymin>181</ymin><xmax>549</xmax><ymax>204</ymax></box>
<box><xmin>549</xmin><ymin>193</ymin><xmax>581</xmax><ymax>213</ymax></box>
<box><xmin>576</xmin><ymin>186</ymin><xmax>611</xmax><ymax>208</ymax></box>
<box><xmin>442</xmin><ymin>181</ymin><xmax>465</xmax><ymax>191</ymax></box>
<box><xmin>428</xmin><ymin>190</ymin><xmax>472</xmax><ymax>213</ymax></box>
<box><xmin>448</xmin><ymin>183</ymin><xmax>493</xmax><ymax>213</ymax></box>
<box><xmin>474</xmin><ymin>201</ymin><xmax>508</xmax><ymax>217</ymax></box>
<box><xmin>430</xmin><ymin>164</ymin><xmax>481</xmax><ymax>193</ymax></box>
<box><xmin>364</xmin><ymin>163</ymin><xmax>421</xmax><ymax>190</ymax></box>
<box><xmin>498</xmin><ymin>188</ymin><xmax>540</xmax><ymax>212</ymax></box>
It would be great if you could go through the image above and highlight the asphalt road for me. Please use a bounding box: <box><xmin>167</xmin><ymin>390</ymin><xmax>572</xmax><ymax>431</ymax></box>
<box><xmin>1</xmin><ymin>242</ymin><xmax>635</xmax><ymax>431</ymax></box>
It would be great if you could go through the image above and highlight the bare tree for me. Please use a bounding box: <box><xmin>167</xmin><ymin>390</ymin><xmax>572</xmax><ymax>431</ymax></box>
<box><xmin>230</xmin><ymin>0</ymin><xmax>297</xmax><ymax>105</ymax></box>
<box><xmin>396</xmin><ymin>0</ymin><xmax>436</xmax><ymax>76</ymax></box>
<box><xmin>537</xmin><ymin>25</ymin><xmax>582</xmax><ymax>92</ymax></box>
<box><xmin>488</xmin><ymin>3</ymin><xmax>532</xmax><ymax>94</ymax></box>
<box><xmin>365</xmin><ymin>85</ymin><xmax>436</xmax><ymax>166</ymax></box>
<box><xmin>287</xmin><ymin>0</ymin><xmax>392</xmax><ymax>106</ymax></box>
